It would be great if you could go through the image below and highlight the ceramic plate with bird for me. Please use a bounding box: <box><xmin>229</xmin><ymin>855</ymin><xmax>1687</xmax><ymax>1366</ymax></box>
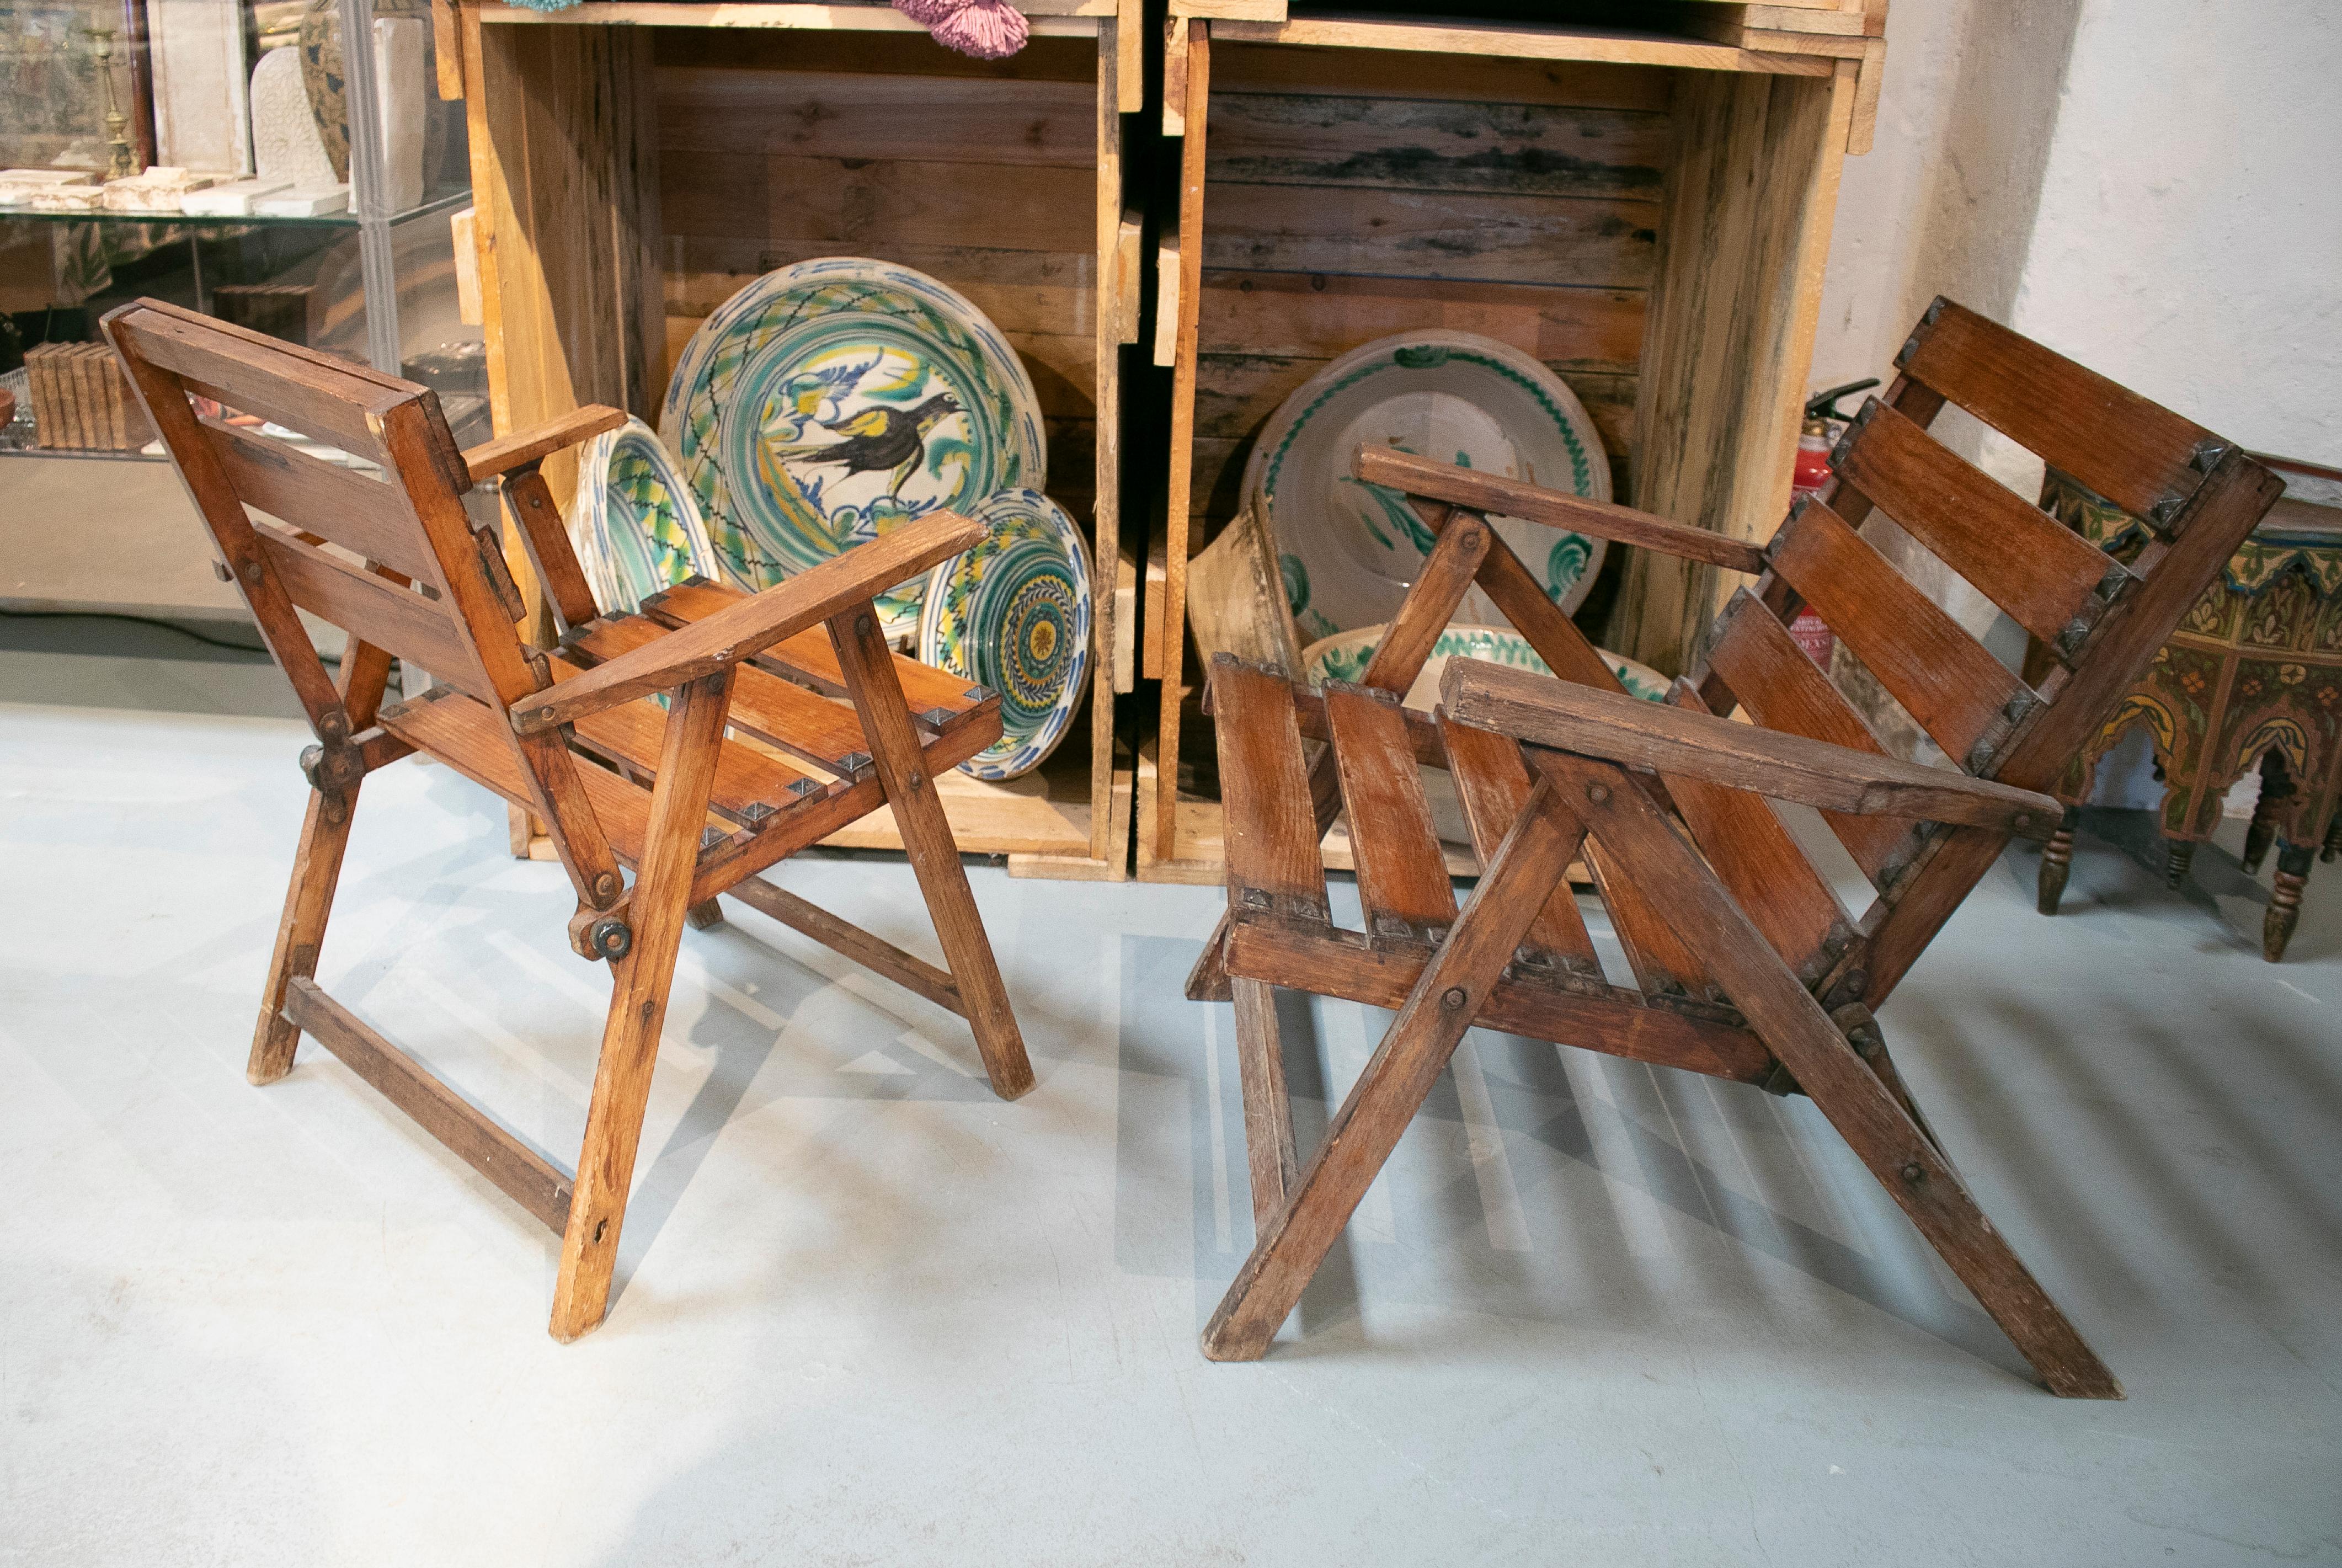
<box><xmin>660</xmin><ymin>258</ymin><xmax>1047</xmax><ymax>639</ymax></box>
<box><xmin>917</xmin><ymin>488</ymin><xmax>1092</xmax><ymax>782</ymax></box>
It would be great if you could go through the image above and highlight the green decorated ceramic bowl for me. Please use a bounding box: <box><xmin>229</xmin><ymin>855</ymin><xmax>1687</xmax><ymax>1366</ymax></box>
<box><xmin>1300</xmin><ymin>624</ymin><xmax>1669</xmax><ymax>707</ymax></box>
<box><xmin>1300</xmin><ymin>625</ymin><xmax>1667</xmax><ymax>844</ymax></box>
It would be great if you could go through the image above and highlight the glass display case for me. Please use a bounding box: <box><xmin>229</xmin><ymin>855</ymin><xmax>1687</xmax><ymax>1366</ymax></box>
<box><xmin>1</xmin><ymin>0</ymin><xmax>481</xmax><ymax>613</ymax></box>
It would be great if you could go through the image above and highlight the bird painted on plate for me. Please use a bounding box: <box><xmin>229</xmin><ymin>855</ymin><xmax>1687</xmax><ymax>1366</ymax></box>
<box><xmin>766</xmin><ymin>392</ymin><xmax>964</xmax><ymax>497</ymax></box>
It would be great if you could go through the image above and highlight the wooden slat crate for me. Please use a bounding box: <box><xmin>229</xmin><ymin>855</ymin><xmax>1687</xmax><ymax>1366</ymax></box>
<box><xmin>1142</xmin><ymin>6</ymin><xmax>1884</xmax><ymax>882</ymax></box>
<box><xmin>454</xmin><ymin>0</ymin><xmax>1138</xmax><ymax>880</ymax></box>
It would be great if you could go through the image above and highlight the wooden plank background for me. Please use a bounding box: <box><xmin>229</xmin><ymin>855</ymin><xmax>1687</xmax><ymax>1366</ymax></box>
<box><xmin>1188</xmin><ymin>44</ymin><xmax>1672</xmax><ymax>528</ymax></box>
<box><xmin>651</xmin><ymin>31</ymin><xmax>1105</xmax><ymax>522</ymax></box>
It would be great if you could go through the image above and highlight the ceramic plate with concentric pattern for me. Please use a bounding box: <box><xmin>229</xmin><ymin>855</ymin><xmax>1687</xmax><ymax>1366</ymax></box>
<box><xmin>660</xmin><ymin>258</ymin><xmax>1047</xmax><ymax>639</ymax></box>
<box><xmin>569</xmin><ymin>417</ymin><xmax>722</xmax><ymax>615</ymax></box>
<box><xmin>917</xmin><ymin>488</ymin><xmax>1092</xmax><ymax>781</ymax></box>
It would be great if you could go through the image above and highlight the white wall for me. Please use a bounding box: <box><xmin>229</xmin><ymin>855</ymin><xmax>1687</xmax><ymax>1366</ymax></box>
<box><xmin>1812</xmin><ymin>0</ymin><xmax>2341</xmax><ymax>466</ymax></box>
<box><xmin>1798</xmin><ymin>0</ymin><xmax>2342</xmax><ymax>780</ymax></box>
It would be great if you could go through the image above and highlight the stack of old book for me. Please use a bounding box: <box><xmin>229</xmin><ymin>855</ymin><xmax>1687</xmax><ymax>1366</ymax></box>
<box><xmin>23</xmin><ymin>343</ymin><xmax>156</xmax><ymax>452</ymax></box>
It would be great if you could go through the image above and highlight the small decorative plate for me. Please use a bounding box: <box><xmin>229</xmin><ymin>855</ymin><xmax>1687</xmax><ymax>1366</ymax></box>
<box><xmin>1300</xmin><ymin>624</ymin><xmax>1666</xmax><ymax>844</ymax></box>
<box><xmin>917</xmin><ymin>488</ymin><xmax>1092</xmax><ymax>782</ymax></box>
<box><xmin>569</xmin><ymin>417</ymin><xmax>723</xmax><ymax>615</ymax></box>
<box><xmin>1301</xmin><ymin>624</ymin><xmax>1669</xmax><ymax>707</ymax></box>
<box><xmin>660</xmin><ymin>257</ymin><xmax>1047</xmax><ymax>638</ymax></box>
<box><xmin>1244</xmin><ymin>331</ymin><xmax>1611</xmax><ymax>644</ymax></box>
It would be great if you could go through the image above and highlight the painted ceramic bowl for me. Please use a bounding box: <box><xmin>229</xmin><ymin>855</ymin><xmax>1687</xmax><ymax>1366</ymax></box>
<box><xmin>1300</xmin><ymin>624</ymin><xmax>1667</xmax><ymax>842</ymax></box>
<box><xmin>917</xmin><ymin>488</ymin><xmax>1092</xmax><ymax>782</ymax></box>
<box><xmin>568</xmin><ymin>418</ymin><xmax>723</xmax><ymax>615</ymax></box>
<box><xmin>660</xmin><ymin>258</ymin><xmax>1047</xmax><ymax>638</ymax></box>
<box><xmin>1244</xmin><ymin>330</ymin><xmax>1610</xmax><ymax>644</ymax></box>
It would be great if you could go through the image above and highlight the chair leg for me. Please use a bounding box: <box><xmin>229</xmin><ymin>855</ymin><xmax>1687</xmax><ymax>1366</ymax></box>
<box><xmin>1202</xmin><ymin>777</ymin><xmax>1585</xmax><ymax>1361</ymax></box>
<box><xmin>1553</xmin><ymin>751</ymin><xmax>2121</xmax><ymax>1398</ymax></box>
<box><xmin>248</xmin><ymin>784</ymin><xmax>363</xmax><ymax>1085</ymax></box>
<box><xmin>830</xmin><ymin>607</ymin><xmax>1033</xmax><ymax>1100</ymax></box>
<box><xmin>1230</xmin><ymin>977</ymin><xmax>1298</xmax><ymax>1231</ymax></box>
<box><xmin>248</xmin><ymin>640</ymin><xmax>393</xmax><ymax>1086</ymax></box>
<box><xmin>685</xmin><ymin>898</ymin><xmax>725</xmax><ymax>931</ymax></box>
<box><xmin>550</xmin><ymin>670</ymin><xmax>732</xmax><ymax>1343</ymax></box>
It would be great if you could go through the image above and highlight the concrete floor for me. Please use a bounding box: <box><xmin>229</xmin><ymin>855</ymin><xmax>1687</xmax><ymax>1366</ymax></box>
<box><xmin>4</xmin><ymin>622</ymin><xmax>2339</xmax><ymax>1566</ymax></box>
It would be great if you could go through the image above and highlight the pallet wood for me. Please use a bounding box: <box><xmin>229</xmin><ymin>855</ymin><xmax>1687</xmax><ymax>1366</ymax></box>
<box><xmin>113</xmin><ymin>301</ymin><xmax>1042</xmax><ymax>1342</ymax></box>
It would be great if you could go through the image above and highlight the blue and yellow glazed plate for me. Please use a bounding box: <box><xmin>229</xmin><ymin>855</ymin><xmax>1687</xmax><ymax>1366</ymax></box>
<box><xmin>917</xmin><ymin>488</ymin><xmax>1092</xmax><ymax>782</ymax></box>
<box><xmin>660</xmin><ymin>258</ymin><xmax>1047</xmax><ymax>638</ymax></box>
<box><xmin>569</xmin><ymin>418</ymin><xmax>722</xmax><ymax>615</ymax></box>
<box><xmin>1244</xmin><ymin>331</ymin><xmax>1610</xmax><ymax>644</ymax></box>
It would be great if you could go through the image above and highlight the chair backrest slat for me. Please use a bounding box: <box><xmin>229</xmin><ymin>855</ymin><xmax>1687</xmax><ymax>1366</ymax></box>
<box><xmin>1665</xmin><ymin>683</ymin><xmax>1848</xmax><ymax>977</ymax></box>
<box><xmin>1703</xmin><ymin>590</ymin><xmax>1906</xmax><ymax>882</ymax></box>
<box><xmin>210</xmin><ymin>418</ymin><xmax>447</xmax><ymax>589</ymax></box>
<box><xmin>1896</xmin><ymin>298</ymin><xmax>2217</xmax><ymax>525</ymax></box>
<box><xmin>1831</xmin><ymin>399</ymin><xmax>2117</xmax><ymax>650</ymax></box>
<box><xmin>106</xmin><ymin>297</ymin><xmax>627</xmax><ymax>915</ymax></box>
<box><xmin>254</xmin><ymin>522</ymin><xmax>498</xmax><ymax>703</ymax></box>
<box><xmin>1440</xmin><ymin>714</ymin><xmax>1605</xmax><ymax>977</ymax></box>
<box><xmin>1768</xmin><ymin>498</ymin><xmax>2028</xmax><ymax>769</ymax></box>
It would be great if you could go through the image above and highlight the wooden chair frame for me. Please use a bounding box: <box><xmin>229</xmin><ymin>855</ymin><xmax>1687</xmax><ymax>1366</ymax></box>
<box><xmin>106</xmin><ymin>298</ymin><xmax>1033</xmax><ymax>1341</ymax></box>
<box><xmin>1188</xmin><ymin>298</ymin><xmax>2284</xmax><ymax>1395</ymax></box>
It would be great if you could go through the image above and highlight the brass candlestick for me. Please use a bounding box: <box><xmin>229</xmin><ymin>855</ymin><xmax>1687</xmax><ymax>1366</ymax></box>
<box><xmin>86</xmin><ymin>25</ymin><xmax>138</xmax><ymax>181</ymax></box>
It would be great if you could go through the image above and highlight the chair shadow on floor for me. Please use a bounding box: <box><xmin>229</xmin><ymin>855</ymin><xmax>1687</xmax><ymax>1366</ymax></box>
<box><xmin>1124</xmin><ymin>932</ymin><xmax>2028</xmax><ymax>1380</ymax></box>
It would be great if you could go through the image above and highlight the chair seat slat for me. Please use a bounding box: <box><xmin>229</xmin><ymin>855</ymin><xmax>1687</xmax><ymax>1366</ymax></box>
<box><xmin>1767</xmin><ymin>499</ymin><xmax>2026</xmax><ymax>767</ymax></box>
<box><xmin>380</xmin><ymin>688</ymin><xmax>656</xmax><ymax>866</ymax></box>
<box><xmin>547</xmin><ymin>654</ymin><xmax>826</xmax><ymax>825</ymax></box>
<box><xmin>1324</xmin><ymin>683</ymin><xmax>1459</xmax><ymax>942</ymax></box>
<box><xmin>566</xmin><ymin>616</ymin><xmax>876</xmax><ymax>779</ymax></box>
<box><xmin>1209</xmin><ymin>658</ymin><xmax>1329</xmax><ymax>921</ymax></box>
<box><xmin>641</xmin><ymin>578</ymin><xmax>991</xmax><ymax>734</ymax></box>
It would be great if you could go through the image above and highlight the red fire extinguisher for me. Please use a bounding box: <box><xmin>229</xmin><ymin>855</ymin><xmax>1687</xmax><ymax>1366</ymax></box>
<box><xmin>1785</xmin><ymin>377</ymin><xmax>1879</xmax><ymax>666</ymax></box>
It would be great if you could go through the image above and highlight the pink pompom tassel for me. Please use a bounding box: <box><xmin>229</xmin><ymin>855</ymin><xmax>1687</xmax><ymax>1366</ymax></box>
<box><xmin>928</xmin><ymin>0</ymin><xmax>1029</xmax><ymax>60</ymax></box>
<box><xmin>890</xmin><ymin>0</ymin><xmax>958</xmax><ymax>24</ymax></box>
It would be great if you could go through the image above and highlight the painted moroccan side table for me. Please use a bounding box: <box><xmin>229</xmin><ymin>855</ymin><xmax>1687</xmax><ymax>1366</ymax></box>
<box><xmin>2036</xmin><ymin>457</ymin><xmax>2342</xmax><ymax>959</ymax></box>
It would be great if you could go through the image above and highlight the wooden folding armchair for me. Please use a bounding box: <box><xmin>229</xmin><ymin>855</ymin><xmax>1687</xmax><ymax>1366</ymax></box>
<box><xmin>1189</xmin><ymin>299</ymin><xmax>2282</xmax><ymax>1395</ymax></box>
<box><xmin>105</xmin><ymin>298</ymin><xmax>1033</xmax><ymax>1341</ymax></box>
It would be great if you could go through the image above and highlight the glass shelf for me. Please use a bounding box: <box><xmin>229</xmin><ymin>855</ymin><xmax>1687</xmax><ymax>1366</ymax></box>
<box><xmin>0</xmin><ymin>188</ymin><xmax>471</xmax><ymax>230</ymax></box>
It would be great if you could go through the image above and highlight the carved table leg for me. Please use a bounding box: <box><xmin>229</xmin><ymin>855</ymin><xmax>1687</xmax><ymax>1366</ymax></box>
<box><xmin>2265</xmin><ymin>842</ymin><xmax>2313</xmax><ymax>963</ymax></box>
<box><xmin>2165</xmin><ymin>838</ymin><xmax>2197</xmax><ymax>890</ymax></box>
<box><xmin>2242</xmin><ymin>749</ymin><xmax>2293</xmax><ymax>874</ymax></box>
<box><xmin>2037</xmin><ymin>806</ymin><xmax>2080</xmax><ymax>915</ymax></box>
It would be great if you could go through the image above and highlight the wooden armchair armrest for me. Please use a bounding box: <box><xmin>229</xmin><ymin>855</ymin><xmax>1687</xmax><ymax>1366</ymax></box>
<box><xmin>1442</xmin><ymin>658</ymin><xmax>2060</xmax><ymax>841</ymax></box>
<box><xmin>1354</xmin><ymin>446</ymin><xmax>1770</xmax><ymax>577</ymax></box>
<box><xmin>462</xmin><ymin>404</ymin><xmax>629</xmax><ymax>484</ymax></box>
<box><xmin>510</xmin><ymin>510</ymin><xmax>983</xmax><ymax>736</ymax></box>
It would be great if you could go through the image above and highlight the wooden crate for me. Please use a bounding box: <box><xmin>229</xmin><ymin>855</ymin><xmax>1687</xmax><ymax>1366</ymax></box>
<box><xmin>454</xmin><ymin>0</ymin><xmax>1139</xmax><ymax>879</ymax></box>
<box><xmin>1141</xmin><ymin>7</ymin><xmax>1884</xmax><ymax>881</ymax></box>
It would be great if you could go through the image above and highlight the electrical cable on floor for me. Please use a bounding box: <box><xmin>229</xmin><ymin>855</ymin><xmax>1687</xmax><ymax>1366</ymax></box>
<box><xmin>0</xmin><ymin>606</ymin><xmax>340</xmax><ymax>664</ymax></box>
